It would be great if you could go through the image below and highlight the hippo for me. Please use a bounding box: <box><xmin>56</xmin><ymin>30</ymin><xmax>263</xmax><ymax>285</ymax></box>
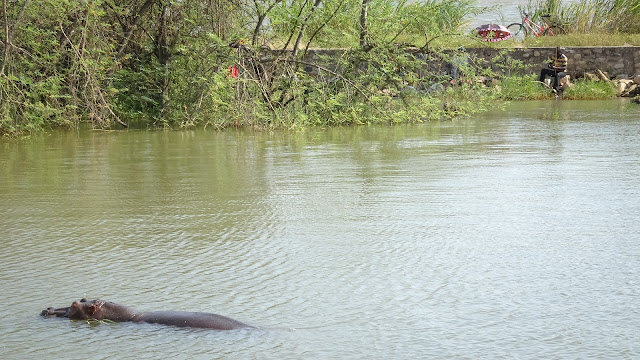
<box><xmin>41</xmin><ymin>299</ymin><xmax>252</xmax><ymax>330</ymax></box>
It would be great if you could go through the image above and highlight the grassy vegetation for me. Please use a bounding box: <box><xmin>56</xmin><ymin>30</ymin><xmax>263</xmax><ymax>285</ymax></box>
<box><xmin>562</xmin><ymin>79</ymin><xmax>618</xmax><ymax>99</ymax></box>
<box><xmin>438</xmin><ymin>75</ymin><xmax>620</xmax><ymax>102</ymax></box>
<box><xmin>520</xmin><ymin>33</ymin><xmax>640</xmax><ymax>47</ymax></box>
<box><xmin>494</xmin><ymin>75</ymin><xmax>553</xmax><ymax>100</ymax></box>
<box><xmin>414</xmin><ymin>32</ymin><xmax>640</xmax><ymax>51</ymax></box>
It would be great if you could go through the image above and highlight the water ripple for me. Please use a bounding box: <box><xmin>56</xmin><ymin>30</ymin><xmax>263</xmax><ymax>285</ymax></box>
<box><xmin>2</xmin><ymin>102</ymin><xmax>640</xmax><ymax>359</ymax></box>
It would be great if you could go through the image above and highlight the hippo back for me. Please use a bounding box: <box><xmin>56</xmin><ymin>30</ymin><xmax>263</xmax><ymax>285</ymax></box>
<box><xmin>138</xmin><ymin>311</ymin><xmax>251</xmax><ymax>330</ymax></box>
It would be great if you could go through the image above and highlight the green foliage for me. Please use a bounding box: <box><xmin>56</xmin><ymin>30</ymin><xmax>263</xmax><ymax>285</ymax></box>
<box><xmin>496</xmin><ymin>75</ymin><xmax>553</xmax><ymax>100</ymax></box>
<box><xmin>111</xmin><ymin>65</ymin><xmax>163</xmax><ymax>126</ymax></box>
<box><xmin>365</xmin><ymin>0</ymin><xmax>478</xmax><ymax>46</ymax></box>
<box><xmin>267</xmin><ymin>0</ymin><xmax>478</xmax><ymax>49</ymax></box>
<box><xmin>0</xmin><ymin>0</ymin><xmax>125</xmax><ymax>135</ymax></box>
<box><xmin>489</xmin><ymin>75</ymin><xmax>619</xmax><ymax>101</ymax></box>
<box><xmin>1</xmin><ymin>0</ymin><xmax>74</xmax><ymax>134</ymax></box>
<box><xmin>562</xmin><ymin>79</ymin><xmax>617</xmax><ymax>99</ymax></box>
<box><xmin>4</xmin><ymin>0</ymin><xmax>632</xmax><ymax>137</ymax></box>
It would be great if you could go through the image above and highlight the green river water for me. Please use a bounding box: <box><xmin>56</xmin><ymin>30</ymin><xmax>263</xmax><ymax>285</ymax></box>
<box><xmin>1</xmin><ymin>100</ymin><xmax>638</xmax><ymax>359</ymax></box>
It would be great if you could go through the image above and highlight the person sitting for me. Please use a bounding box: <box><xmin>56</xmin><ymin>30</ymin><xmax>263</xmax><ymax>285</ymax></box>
<box><xmin>539</xmin><ymin>47</ymin><xmax>567</xmax><ymax>92</ymax></box>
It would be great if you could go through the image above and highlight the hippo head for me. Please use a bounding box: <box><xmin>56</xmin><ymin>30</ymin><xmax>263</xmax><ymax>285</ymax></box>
<box><xmin>65</xmin><ymin>299</ymin><xmax>136</xmax><ymax>322</ymax></box>
<box><xmin>41</xmin><ymin>299</ymin><xmax>135</xmax><ymax>322</ymax></box>
<box><xmin>41</xmin><ymin>298</ymin><xmax>91</xmax><ymax>318</ymax></box>
<box><xmin>65</xmin><ymin>299</ymin><xmax>102</xmax><ymax>319</ymax></box>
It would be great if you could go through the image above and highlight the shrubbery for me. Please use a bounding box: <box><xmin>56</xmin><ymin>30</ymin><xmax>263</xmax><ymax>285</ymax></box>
<box><xmin>1</xmin><ymin>0</ymin><xmax>636</xmax><ymax>136</ymax></box>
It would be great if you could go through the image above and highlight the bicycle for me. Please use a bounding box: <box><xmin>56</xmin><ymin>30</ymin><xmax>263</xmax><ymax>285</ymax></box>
<box><xmin>507</xmin><ymin>13</ymin><xmax>564</xmax><ymax>38</ymax></box>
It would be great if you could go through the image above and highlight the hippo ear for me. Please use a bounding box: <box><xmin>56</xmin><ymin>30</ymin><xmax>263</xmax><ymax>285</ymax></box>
<box><xmin>87</xmin><ymin>304</ymin><xmax>98</xmax><ymax>316</ymax></box>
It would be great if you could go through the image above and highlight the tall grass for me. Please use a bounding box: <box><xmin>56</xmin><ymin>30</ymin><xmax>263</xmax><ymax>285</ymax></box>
<box><xmin>523</xmin><ymin>0</ymin><xmax>640</xmax><ymax>34</ymax></box>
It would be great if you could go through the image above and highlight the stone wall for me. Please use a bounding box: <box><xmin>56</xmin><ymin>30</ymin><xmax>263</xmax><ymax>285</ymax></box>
<box><xmin>302</xmin><ymin>46</ymin><xmax>640</xmax><ymax>79</ymax></box>
<box><xmin>466</xmin><ymin>46</ymin><xmax>640</xmax><ymax>78</ymax></box>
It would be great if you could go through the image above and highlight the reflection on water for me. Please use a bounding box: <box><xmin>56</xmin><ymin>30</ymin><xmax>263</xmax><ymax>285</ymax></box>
<box><xmin>1</xmin><ymin>100</ymin><xmax>639</xmax><ymax>359</ymax></box>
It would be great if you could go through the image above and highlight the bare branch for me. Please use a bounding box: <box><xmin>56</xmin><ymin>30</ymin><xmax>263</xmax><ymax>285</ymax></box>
<box><xmin>292</xmin><ymin>0</ymin><xmax>322</xmax><ymax>58</ymax></box>
<box><xmin>59</xmin><ymin>22</ymin><xmax>128</xmax><ymax>128</ymax></box>
<box><xmin>281</xmin><ymin>58</ymin><xmax>389</xmax><ymax>119</ymax></box>
<box><xmin>116</xmin><ymin>0</ymin><xmax>158</xmax><ymax>58</ymax></box>
<box><xmin>359</xmin><ymin>0</ymin><xmax>370</xmax><ymax>49</ymax></box>
<box><xmin>251</xmin><ymin>0</ymin><xmax>282</xmax><ymax>46</ymax></box>
<box><xmin>1</xmin><ymin>0</ymin><xmax>8</xmax><ymax>75</ymax></box>
<box><xmin>303</xmin><ymin>0</ymin><xmax>346</xmax><ymax>57</ymax></box>
<box><xmin>282</xmin><ymin>0</ymin><xmax>309</xmax><ymax>50</ymax></box>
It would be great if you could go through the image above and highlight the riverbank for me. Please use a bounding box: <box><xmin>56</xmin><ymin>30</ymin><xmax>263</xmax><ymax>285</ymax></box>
<box><xmin>2</xmin><ymin>43</ymin><xmax>638</xmax><ymax>137</ymax></box>
<box><xmin>3</xmin><ymin>0</ymin><xmax>638</xmax><ymax>136</ymax></box>
<box><xmin>468</xmin><ymin>46</ymin><xmax>640</xmax><ymax>100</ymax></box>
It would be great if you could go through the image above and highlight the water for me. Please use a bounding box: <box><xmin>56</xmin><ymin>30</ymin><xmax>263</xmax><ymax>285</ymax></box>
<box><xmin>1</xmin><ymin>100</ymin><xmax>639</xmax><ymax>359</ymax></box>
<box><xmin>474</xmin><ymin>0</ymin><xmax>527</xmax><ymax>27</ymax></box>
<box><xmin>469</xmin><ymin>0</ymin><xmax>579</xmax><ymax>29</ymax></box>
